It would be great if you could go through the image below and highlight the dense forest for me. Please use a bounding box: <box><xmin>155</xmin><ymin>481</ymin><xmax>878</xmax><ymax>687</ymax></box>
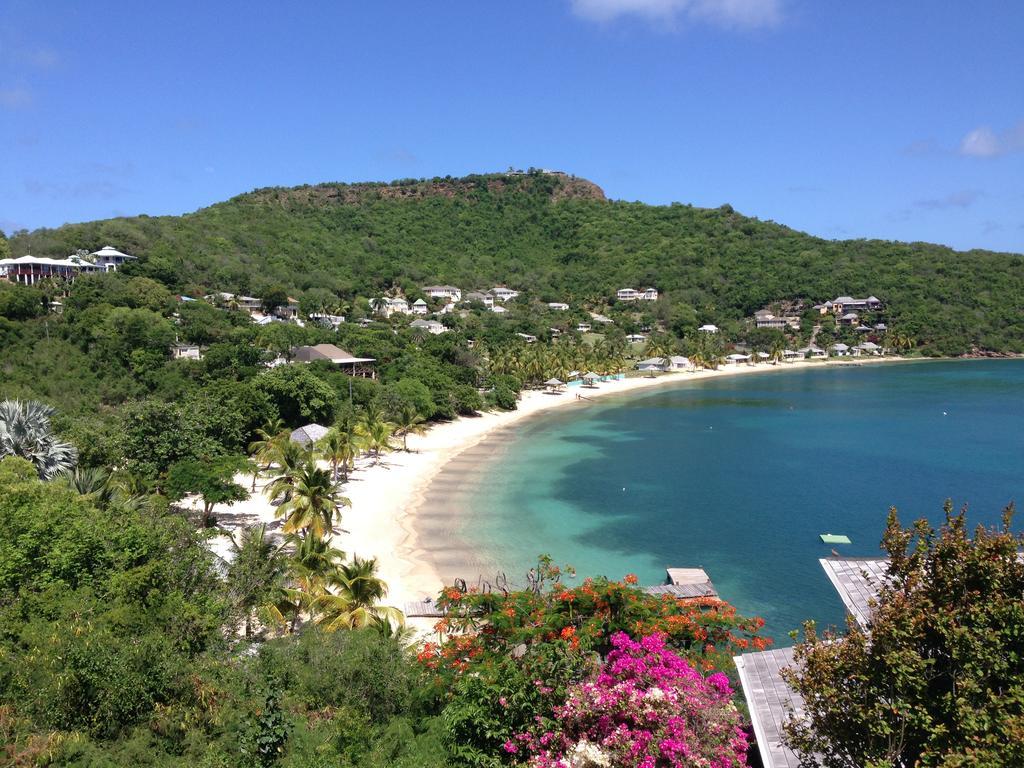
<box><xmin>7</xmin><ymin>171</ymin><xmax>1023</xmax><ymax>356</ymax></box>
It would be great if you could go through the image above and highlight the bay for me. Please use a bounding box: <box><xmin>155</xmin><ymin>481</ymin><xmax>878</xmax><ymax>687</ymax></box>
<box><xmin>441</xmin><ymin>360</ymin><xmax>1024</xmax><ymax>637</ymax></box>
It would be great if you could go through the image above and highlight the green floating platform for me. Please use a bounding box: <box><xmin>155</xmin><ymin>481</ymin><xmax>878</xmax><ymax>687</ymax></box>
<box><xmin>820</xmin><ymin>533</ymin><xmax>852</xmax><ymax>544</ymax></box>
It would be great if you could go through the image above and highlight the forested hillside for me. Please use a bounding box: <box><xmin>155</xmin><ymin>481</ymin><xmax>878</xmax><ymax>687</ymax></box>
<box><xmin>9</xmin><ymin>171</ymin><xmax>1024</xmax><ymax>355</ymax></box>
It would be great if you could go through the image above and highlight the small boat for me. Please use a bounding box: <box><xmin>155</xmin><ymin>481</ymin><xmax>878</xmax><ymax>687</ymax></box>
<box><xmin>820</xmin><ymin>533</ymin><xmax>851</xmax><ymax>544</ymax></box>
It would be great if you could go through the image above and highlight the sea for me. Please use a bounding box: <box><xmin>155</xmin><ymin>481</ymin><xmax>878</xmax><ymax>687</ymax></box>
<box><xmin>423</xmin><ymin>360</ymin><xmax>1024</xmax><ymax>638</ymax></box>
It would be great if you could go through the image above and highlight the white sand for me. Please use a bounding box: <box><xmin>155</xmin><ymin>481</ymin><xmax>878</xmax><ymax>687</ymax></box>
<box><xmin>206</xmin><ymin>358</ymin><xmax>901</xmax><ymax>609</ymax></box>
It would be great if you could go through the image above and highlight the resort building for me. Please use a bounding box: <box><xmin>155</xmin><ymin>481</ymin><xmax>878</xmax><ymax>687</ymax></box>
<box><xmin>576</xmin><ymin>322</ymin><xmax>592</xmax><ymax>332</ymax></box>
<box><xmin>547</xmin><ymin>302</ymin><xmax>569</xmax><ymax>311</ymax></box>
<box><xmin>830</xmin><ymin>343</ymin><xmax>850</xmax><ymax>356</ymax></box>
<box><xmin>274</xmin><ymin>298</ymin><xmax>300</xmax><ymax>320</ymax></box>
<box><xmin>0</xmin><ymin>254</ymin><xmax>103</xmax><ymax>284</ymax></box>
<box><xmin>465</xmin><ymin>291</ymin><xmax>494</xmax><ymax>307</ymax></box>
<box><xmin>423</xmin><ymin>285</ymin><xmax>462</xmax><ymax>303</ymax></box>
<box><xmin>308</xmin><ymin>312</ymin><xmax>345</xmax><ymax>329</ymax></box>
<box><xmin>626</xmin><ymin>333</ymin><xmax>647</xmax><ymax>343</ymax></box>
<box><xmin>754</xmin><ymin>310</ymin><xmax>786</xmax><ymax>329</ymax></box>
<box><xmin>616</xmin><ymin>287</ymin><xmax>658</xmax><ymax>302</ymax></box>
<box><xmin>698</xmin><ymin>324</ymin><xmax>719</xmax><ymax>333</ymax></box>
<box><xmin>89</xmin><ymin>245</ymin><xmax>137</xmax><ymax>271</ymax></box>
<box><xmin>815</xmin><ymin>295</ymin><xmax>883</xmax><ymax>315</ymax></box>
<box><xmin>490</xmin><ymin>286</ymin><xmax>519</xmax><ymax>302</ymax></box>
<box><xmin>206</xmin><ymin>292</ymin><xmax>262</xmax><ymax>313</ymax></box>
<box><xmin>290</xmin><ymin>344</ymin><xmax>376</xmax><ymax>377</ymax></box>
<box><xmin>636</xmin><ymin>355</ymin><xmax>690</xmax><ymax>372</ymax></box>
<box><xmin>411</xmin><ymin>298</ymin><xmax>429</xmax><ymax>315</ymax></box>
<box><xmin>410</xmin><ymin>318</ymin><xmax>447</xmax><ymax>334</ymax></box>
<box><xmin>170</xmin><ymin>342</ymin><xmax>203</xmax><ymax>360</ymax></box>
<box><xmin>838</xmin><ymin>312</ymin><xmax>860</xmax><ymax>326</ymax></box>
<box><xmin>372</xmin><ymin>297</ymin><xmax>410</xmax><ymax>317</ymax></box>
<box><xmin>854</xmin><ymin>341</ymin><xmax>881</xmax><ymax>355</ymax></box>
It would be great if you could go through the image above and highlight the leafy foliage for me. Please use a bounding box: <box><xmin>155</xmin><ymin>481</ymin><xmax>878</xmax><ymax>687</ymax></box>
<box><xmin>783</xmin><ymin>503</ymin><xmax>1024</xmax><ymax>768</ymax></box>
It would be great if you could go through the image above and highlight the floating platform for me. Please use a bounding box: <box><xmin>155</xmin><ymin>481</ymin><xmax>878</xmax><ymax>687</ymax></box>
<box><xmin>819</xmin><ymin>533</ymin><xmax>852</xmax><ymax>544</ymax></box>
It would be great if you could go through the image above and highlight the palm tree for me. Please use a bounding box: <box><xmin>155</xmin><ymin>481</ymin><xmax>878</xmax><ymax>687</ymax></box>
<box><xmin>357</xmin><ymin>405</ymin><xmax>395</xmax><ymax>462</ymax></box>
<box><xmin>267</xmin><ymin>533</ymin><xmax>347</xmax><ymax>633</ymax></box>
<box><xmin>769</xmin><ymin>338</ymin><xmax>786</xmax><ymax>365</ymax></box>
<box><xmin>0</xmin><ymin>400</ymin><xmax>77</xmax><ymax>480</ymax></box>
<box><xmin>314</xmin><ymin>555</ymin><xmax>405</xmax><ymax>631</ymax></box>
<box><xmin>263</xmin><ymin>439</ymin><xmax>309</xmax><ymax>504</ymax></box>
<box><xmin>226</xmin><ymin>524</ymin><xmax>289</xmax><ymax>638</ymax></box>
<box><xmin>317</xmin><ymin>429</ymin><xmax>350</xmax><ymax>484</ymax></box>
<box><xmin>275</xmin><ymin>463</ymin><xmax>350</xmax><ymax>539</ymax></box>
<box><xmin>370</xmin><ymin>296</ymin><xmax>389</xmax><ymax>317</ymax></box>
<box><xmin>248</xmin><ymin>418</ymin><xmax>287</xmax><ymax>491</ymax></box>
<box><xmin>392</xmin><ymin>405</ymin><xmax>427</xmax><ymax>452</ymax></box>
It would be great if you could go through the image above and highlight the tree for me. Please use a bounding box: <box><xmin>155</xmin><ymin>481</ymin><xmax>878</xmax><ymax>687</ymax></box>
<box><xmin>165</xmin><ymin>455</ymin><xmax>249</xmax><ymax>527</ymax></box>
<box><xmin>226</xmin><ymin>524</ymin><xmax>289</xmax><ymax>638</ymax></box>
<box><xmin>317</xmin><ymin>428</ymin><xmax>353</xmax><ymax>484</ymax></box>
<box><xmin>260</xmin><ymin>285</ymin><xmax>290</xmax><ymax>314</ymax></box>
<box><xmin>0</xmin><ymin>400</ymin><xmax>77</xmax><ymax>480</ymax></box>
<box><xmin>248</xmin><ymin>418</ymin><xmax>287</xmax><ymax>490</ymax></box>
<box><xmin>392</xmin><ymin>405</ymin><xmax>427</xmax><ymax>451</ymax></box>
<box><xmin>275</xmin><ymin>463</ymin><xmax>350</xmax><ymax>539</ymax></box>
<box><xmin>783</xmin><ymin>503</ymin><xmax>1024</xmax><ymax>768</ymax></box>
<box><xmin>253</xmin><ymin>365</ymin><xmax>336</xmax><ymax>427</ymax></box>
<box><xmin>314</xmin><ymin>555</ymin><xmax>404</xmax><ymax>631</ymax></box>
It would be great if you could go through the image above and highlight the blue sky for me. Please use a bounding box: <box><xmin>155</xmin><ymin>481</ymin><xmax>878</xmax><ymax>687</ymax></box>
<box><xmin>2</xmin><ymin>0</ymin><xmax>1022</xmax><ymax>252</ymax></box>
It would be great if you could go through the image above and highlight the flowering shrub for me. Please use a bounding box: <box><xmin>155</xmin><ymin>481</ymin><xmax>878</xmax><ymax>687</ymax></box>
<box><xmin>506</xmin><ymin>632</ymin><xmax>748</xmax><ymax>767</ymax></box>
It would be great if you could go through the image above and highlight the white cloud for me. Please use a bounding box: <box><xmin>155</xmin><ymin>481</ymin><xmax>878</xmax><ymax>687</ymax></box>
<box><xmin>569</xmin><ymin>0</ymin><xmax>782</xmax><ymax>27</ymax></box>
<box><xmin>0</xmin><ymin>87</ymin><xmax>33</xmax><ymax>109</ymax></box>
<box><xmin>959</xmin><ymin>120</ymin><xmax>1024</xmax><ymax>158</ymax></box>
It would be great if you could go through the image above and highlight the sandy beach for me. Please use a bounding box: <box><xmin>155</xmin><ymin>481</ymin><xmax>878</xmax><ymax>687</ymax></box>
<box><xmin>205</xmin><ymin>357</ymin><xmax>902</xmax><ymax>611</ymax></box>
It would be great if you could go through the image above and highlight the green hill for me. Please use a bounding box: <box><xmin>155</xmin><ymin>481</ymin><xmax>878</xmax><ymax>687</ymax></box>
<box><xmin>8</xmin><ymin>170</ymin><xmax>1024</xmax><ymax>354</ymax></box>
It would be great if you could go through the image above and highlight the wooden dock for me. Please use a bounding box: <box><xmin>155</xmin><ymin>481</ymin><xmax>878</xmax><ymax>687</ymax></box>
<box><xmin>404</xmin><ymin>566</ymin><xmax>718</xmax><ymax>617</ymax></box>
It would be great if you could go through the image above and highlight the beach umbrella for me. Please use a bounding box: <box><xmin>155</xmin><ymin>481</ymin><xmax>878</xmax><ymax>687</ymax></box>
<box><xmin>544</xmin><ymin>378</ymin><xmax>564</xmax><ymax>387</ymax></box>
<box><xmin>583</xmin><ymin>371</ymin><xmax>600</xmax><ymax>379</ymax></box>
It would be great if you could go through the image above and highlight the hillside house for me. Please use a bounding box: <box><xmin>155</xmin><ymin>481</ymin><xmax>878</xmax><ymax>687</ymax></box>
<box><xmin>548</xmin><ymin>302</ymin><xmax>569</xmax><ymax>311</ymax></box>
<box><xmin>171</xmin><ymin>342</ymin><xmax>203</xmax><ymax>360</ymax></box>
<box><xmin>754</xmin><ymin>310</ymin><xmax>787</xmax><ymax>330</ymax></box>
<box><xmin>290</xmin><ymin>344</ymin><xmax>376</xmax><ymax>377</ymax></box>
<box><xmin>698</xmin><ymin>324</ymin><xmax>719</xmax><ymax>333</ymax></box>
<box><xmin>411</xmin><ymin>298</ymin><xmax>429</xmax><ymax>315</ymax></box>
<box><xmin>626</xmin><ymin>333</ymin><xmax>647</xmax><ymax>343</ymax></box>
<box><xmin>0</xmin><ymin>255</ymin><xmax>102</xmax><ymax>285</ymax></box>
<box><xmin>90</xmin><ymin>245</ymin><xmax>137</xmax><ymax>271</ymax></box>
<box><xmin>423</xmin><ymin>285</ymin><xmax>462</xmax><ymax>303</ymax></box>
<box><xmin>490</xmin><ymin>305</ymin><xmax>508</xmax><ymax>314</ymax></box>
<box><xmin>410</xmin><ymin>319</ymin><xmax>447</xmax><ymax>335</ymax></box>
<box><xmin>465</xmin><ymin>291</ymin><xmax>494</xmax><ymax>307</ymax></box>
<box><xmin>838</xmin><ymin>312</ymin><xmax>860</xmax><ymax>326</ymax></box>
<box><xmin>490</xmin><ymin>286</ymin><xmax>519</xmax><ymax>302</ymax></box>
<box><xmin>516</xmin><ymin>332</ymin><xmax>538</xmax><ymax>343</ymax></box>
<box><xmin>617</xmin><ymin>287</ymin><xmax>659</xmax><ymax>302</ymax></box>
<box><xmin>576</xmin><ymin>322</ymin><xmax>592</xmax><ymax>332</ymax></box>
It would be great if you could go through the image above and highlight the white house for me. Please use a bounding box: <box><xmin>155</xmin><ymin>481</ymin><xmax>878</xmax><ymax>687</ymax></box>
<box><xmin>616</xmin><ymin>288</ymin><xmax>640</xmax><ymax>302</ymax></box>
<box><xmin>0</xmin><ymin>254</ymin><xmax>103</xmax><ymax>285</ymax></box>
<box><xmin>490</xmin><ymin>304</ymin><xmax>508</xmax><ymax>314</ymax></box>
<box><xmin>636</xmin><ymin>355</ymin><xmax>689</xmax><ymax>372</ymax></box>
<box><xmin>641</xmin><ymin>288</ymin><xmax>658</xmax><ymax>301</ymax></box>
<box><xmin>576</xmin><ymin>322</ymin><xmax>592</xmax><ymax>332</ymax></box>
<box><xmin>411</xmin><ymin>298</ymin><xmax>429</xmax><ymax>315</ymax></box>
<box><xmin>830</xmin><ymin>343</ymin><xmax>850</xmax><ymax>357</ymax></box>
<box><xmin>516</xmin><ymin>332</ymin><xmax>538</xmax><ymax>343</ymax></box>
<box><xmin>753</xmin><ymin>310</ymin><xmax>787</xmax><ymax>330</ymax></box>
<box><xmin>590</xmin><ymin>312</ymin><xmax>614</xmax><ymax>324</ymax></box>
<box><xmin>309</xmin><ymin>312</ymin><xmax>345</xmax><ymax>329</ymax></box>
<box><xmin>89</xmin><ymin>245</ymin><xmax>137</xmax><ymax>271</ymax></box>
<box><xmin>626</xmin><ymin>333</ymin><xmax>647</xmax><ymax>343</ymax></box>
<box><xmin>465</xmin><ymin>291</ymin><xmax>494</xmax><ymax>307</ymax></box>
<box><xmin>171</xmin><ymin>342</ymin><xmax>202</xmax><ymax>360</ymax></box>
<box><xmin>548</xmin><ymin>302</ymin><xmax>570</xmax><ymax>311</ymax></box>
<box><xmin>698</xmin><ymin>324</ymin><xmax>719</xmax><ymax>333</ymax></box>
<box><xmin>423</xmin><ymin>285</ymin><xmax>462</xmax><ymax>303</ymax></box>
<box><xmin>490</xmin><ymin>286</ymin><xmax>519</xmax><ymax>302</ymax></box>
<box><xmin>726</xmin><ymin>353</ymin><xmax>750</xmax><ymax>364</ymax></box>
<box><xmin>411</xmin><ymin>318</ymin><xmax>447</xmax><ymax>335</ymax></box>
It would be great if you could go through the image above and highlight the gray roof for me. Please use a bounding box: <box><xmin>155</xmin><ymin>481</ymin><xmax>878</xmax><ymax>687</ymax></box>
<box><xmin>734</xmin><ymin>646</ymin><xmax>816</xmax><ymax>768</ymax></box>
<box><xmin>290</xmin><ymin>423</ymin><xmax>329</xmax><ymax>446</ymax></box>
<box><xmin>818</xmin><ymin>557</ymin><xmax>890</xmax><ymax>630</ymax></box>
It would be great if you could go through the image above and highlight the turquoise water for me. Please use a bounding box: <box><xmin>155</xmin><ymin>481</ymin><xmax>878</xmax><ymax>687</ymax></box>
<box><xmin>457</xmin><ymin>360</ymin><xmax>1024</xmax><ymax>637</ymax></box>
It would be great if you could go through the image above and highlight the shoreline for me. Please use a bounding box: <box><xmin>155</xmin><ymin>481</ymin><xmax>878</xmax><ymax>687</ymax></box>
<box><xmin>338</xmin><ymin>356</ymin><xmax>911</xmax><ymax>609</ymax></box>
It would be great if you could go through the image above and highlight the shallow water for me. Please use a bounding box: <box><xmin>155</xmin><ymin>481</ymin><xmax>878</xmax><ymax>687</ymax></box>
<box><xmin>429</xmin><ymin>360</ymin><xmax>1024</xmax><ymax>637</ymax></box>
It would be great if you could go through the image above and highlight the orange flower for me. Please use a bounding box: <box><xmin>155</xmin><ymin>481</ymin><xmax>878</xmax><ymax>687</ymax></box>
<box><xmin>623</xmin><ymin>573</ymin><xmax>639</xmax><ymax>585</ymax></box>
